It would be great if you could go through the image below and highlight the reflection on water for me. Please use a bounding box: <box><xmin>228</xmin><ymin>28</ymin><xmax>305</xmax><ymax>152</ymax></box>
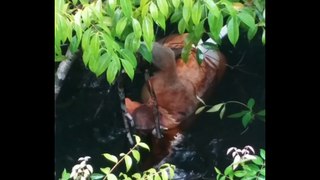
<box><xmin>55</xmin><ymin>34</ymin><xmax>265</xmax><ymax>179</ymax></box>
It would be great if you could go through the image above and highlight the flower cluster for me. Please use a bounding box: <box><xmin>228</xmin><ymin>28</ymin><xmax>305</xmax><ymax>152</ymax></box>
<box><xmin>70</xmin><ymin>156</ymin><xmax>93</xmax><ymax>180</ymax></box>
<box><xmin>226</xmin><ymin>145</ymin><xmax>256</xmax><ymax>170</ymax></box>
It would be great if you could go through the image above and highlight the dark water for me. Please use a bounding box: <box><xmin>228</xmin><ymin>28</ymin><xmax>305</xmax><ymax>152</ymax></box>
<box><xmin>55</xmin><ymin>34</ymin><xmax>265</xmax><ymax>179</ymax></box>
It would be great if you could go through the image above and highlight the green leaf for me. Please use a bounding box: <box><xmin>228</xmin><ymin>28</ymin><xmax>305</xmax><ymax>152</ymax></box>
<box><xmin>208</xmin><ymin>11</ymin><xmax>223</xmax><ymax>43</ymax></box>
<box><xmin>154</xmin><ymin>174</ymin><xmax>161</xmax><ymax>180</ymax></box>
<box><xmin>108</xmin><ymin>0</ymin><xmax>117</xmax><ymax>12</ymax></box>
<box><xmin>134</xmin><ymin>135</ymin><xmax>141</xmax><ymax>143</ymax></box>
<box><xmin>161</xmin><ymin>170</ymin><xmax>169</xmax><ymax>180</ymax></box>
<box><xmin>116</xmin><ymin>17</ymin><xmax>128</xmax><ymax>37</ymax></box>
<box><xmin>83</xmin><ymin>49</ymin><xmax>92</xmax><ymax>66</ymax></box>
<box><xmin>204</xmin><ymin>0</ymin><xmax>219</xmax><ymax>17</ymax></box>
<box><xmin>100</xmin><ymin>167</ymin><xmax>111</xmax><ymax>175</ymax></box>
<box><xmin>139</xmin><ymin>43</ymin><xmax>152</xmax><ymax>63</ymax></box>
<box><xmin>149</xmin><ymin>2</ymin><xmax>159</xmax><ymax>19</ymax></box>
<box><xmin>214</xmin><ymin>167</ymin><xmax>222</xmax><ymax>175</ymax></box>
<box><xmin>96</xmin><ymin>53</ymin><xmax>112</xmax><ymax>77</ymax></box>
<box><xmin>103</xmin><ymin>153</ymin><xmax>118</xmax><ymax>163</ymax></box>
<box><xmin>154</xmin><ymin>12</ymin><xmax>166</xmax><ymax>30</ymax></box>
<box><xmin>132</xmin><ymin>173</ymin><xmax>141</xmax><ymax>179</ymax></box>
<box><xmin>120</xmin><ymin>0</ymin><xmax>132</xmax><ymax>17</ymax></box>
<box><xmin>80</xmin><ymin>0</ymin><xmax>89</xmax><ymax>4</ymax></box>
<box><xmin>120</xmin><ymin>49</ymin><xmax>137</xmax><ymax>68</ymax></box>
<box><xmin>74</xmin><ymin>24</ymin><xmax>83</xmax><ymax>45</ymax></box>
<box><xmin>90</xmin><ymin>173</ymin><xmax>105</xmax><ymax>180</ymax></box>
<box><xmin>82</xmin><ymin>28</ymin><xmax>92</xmax><ymax>51</ymax></box>
<box><xmin>182</xmin><ymin>6</ymin><xmax>191</xmax><ymax>23</ymax></box>
<box><xmin>247</xmin><ymin>25</ymin><xmax>258</xmax><ymax>41</ymax></box>
<box><xmin>242</xmin><ymin>112</ymin><xmax>252</xmax><ymax>127</ymax></box>
<box><xmin>141</xmin><ymin>3</ymin><xmax>150</xmax><ymax>17</ymax></box>
<box><xmin>220</xmin><ymin>176</ymin><xmax>226</xmax><ymax>180</ymax></box>
<box><xmin>207</xmin><ymin>103</ymin><xmax>224</xmax><ymax>113</ymax></box>
<box><xmin>247</xmin><ymin>163</ymin><xmax>260</xmax><ymax>172</ymax></box>
<box><xmin>260</xmin><ymin>149</ymin><xmax>265</xmax><ymax>160</ymax></box>
<box><xmin>234</xmin><ymin>170</ymin><xmax>247</xmax><ymax>177</ymax></box>
<box><xmin>227</xmin><ymin>16</ymin><xmax>240</xmax><ymax>46</ymax></box>
<box><xmin>260</xmin><ymin>168</ymin><xmax>266</xmax><ymax>176</ymax></box>
<box><xmin>121</xmin><ymin>58</ymin><xmax>135</xmax><ymax>80</ymax></box>
<box><xmin>172</xmin><ymin>0</ymin><xmax>180</xmax><ymax>9</ymax></box>
<box><xmin>178</xmin><ymin>19</ymin><xmax>186</xmax><ymax>34</ymax></box>
<box><xmin>142</xmin><ymin>16</ymin><xmax>154</xmax><ymax>51</ymax></box>
<box><xmin>125</xmin><ymin>32</ymin><xmax>141</xmax><ymax>52</ymax></box>
<box><xmin>132</xmin><ymin>18</ymin><xmax>142</xmax><ymax>39</ymax></box>
<box><xmin>257</xmin><ymin>109</ymin><xmax>265</xmax><ymax>116</ymax></box>
<box><xmin>157</xmin><ymin>0</ymin><xmax>169</xmax><ymax>18</ymax></box>
<box><xmin>170</xmin><ymin>10</ymin><xmax>182</xmax><ymax>23</ymax></box>
<box><xmin>252</xmin><ymin>156</ymin><xmax>264</xmax><ymax>165</ymax></box>
<box><xmin>220</xmin><ymin>104</ymin><xmax>226</xmax><ymax>119</ymax></box>
<box><xmin>72</xmin><ymin>0</ymin><xmax>78</xmax><ymax>5</ymax></box>
<box><xmin>124</xmin><ymin>155</ymin><xmax>132</xmax><ymax>172</ymax></box>
<box><xmin>247</xmin><ymin>98</ymin><xmax>255</xmax><ymax>110</ymax></box>
<box><xmin>106</xmin><ymin>173</ymin><xmax>117</xmax><ymax>180</ymax></box>
<box><xmin>194</xmin><ymin>20</ymin><xmax>205</xmax><ymax>40</ymax></box>
<box><xmin>61</xmin><ymin>169</ymin><xmax>70</xmax><ymax>180</ymax></box>
<box><xmin>69</xmin><ymin>36</ymin><xmax>79</xmax><ymax>53</ymax></box>
<box><xmin>224</xmin><ymin>165</ymin><xmax>233</xmax><ymax>175</ymax></box>
<box><xmin>183</xmin><ymin>0</ymin><xmax>192</xmax><ymax>9</ymax></box>
<box><xmin>192</xmin><ymin>1</ymin><xmax>202</xmax><ymax>25</ymax></box>
<box><xmin>132</xmin><ymin>149</ymin><xmax>140</xmax><ymax>162</ymax></box>
<box><xmin>195</xmin><ymin>106</ymin><xmax>206</xmax><ymax>114</ymax></box>
<box><xmin>228</xmin><ymin>110</ymin><xmax>249</xmax><ymax>118</ymax></box>
<box><xmin>237</xmin><ymin>11</ymin><xmax>255</xmax><ymax>29</ymax></box>
<box><xmin>138</xmin><ymin>142</ymin><xmax>150</xmax><ymax>151</ymax></box>
<box><xmin>196</xmin><ymin>48</ymin><xmax>204</xmax><ymax>64</ymax></box>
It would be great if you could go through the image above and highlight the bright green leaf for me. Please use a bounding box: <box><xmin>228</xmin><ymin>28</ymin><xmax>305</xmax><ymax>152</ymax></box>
<box><xmin>124</xmin><ymin>155</ymin><xmax>132</xmax><ymax>172</ymax></box>
<box><xmin>161</xmin><ymin>170</ymin><xmax>169</xmax><ymax>180</ymax></box>
<box><xmin>204</xmin><ymin>0</ymin><xmax>219</xmax><ymax>17</ymax></box>
<box><xmin>142</xmin><ymin>16</ymin><xmax>154</xmax><ymax>51</ymax></box>
<box><xmin>234</xmin><ymin>170</ymin><xmax>247</xmax><ymax>177</ymax></box>
<box><xmin>100</xmin><ymin>167</ymin><xmax>111</xmax><ymax>175</ymax></box>
<box><xmin>172</xmin><ymin>0</ymin><xmax>180</xmax><ymax>8</ymax></box>
<box><xmin>106</xmin><ymin>173</ymin><xmax>117</xmax><ymax>180</ymax></box>
<box><xmin>238</xmin><ymin>11</ymin><xmax>255</xmax><ymax>29</ymax></box>
<box><xmin>154</xmin><ymin>174</ymin><xmax>161</xmax><ymax>180</ymax></box>
<box><xmin>61</xmin><ymin>169</ymin><xmax>70</xmax><ymax>180</ymax></box>
<box><xmin>103</xmin><ymin>153</ymin><xmax>118</xmax><ymax>163</ymax></box>
<box><xmin>196</xmin><ymin>48</ymin><xmax>204</xmax><ymax>64</ymax></box>
<box><xmin>97</xmin><ymin>23</ymin><xmax>111</xmax><ymax>35</ymax></box>
<box><xmin>220</xmin><ymin>105</ymin><xmax>226</xmax><ymax>119</ymax></box>
<box><xmin>120</xmin><ymin>0</ymin><xmax>132</xmax><ymax>17</ymax></box>
<box><xmin>178</xmin><ymin>19</ymin><xmax>186</xmax><ymax>34</ymax></box>
<box><xmin>96</xmin><ymin>53</ymin><xmax>112</xmax><ymax>76</ymax></box>
<box><xmin>228</xmin><ymin>110</ymin><xmax>249</xmax><ymax>118</ymax></box>
<box><xmin>149</xmin><ymin>2</ymin><xmax>159</xmax><ymax>19</ymax></box>
<box><xmin>194</xmin><ymin>20</ymin><xmax>205</xmax><ymax>40</ymax></box>
<box><xmin>247</xmin><ymin>25</ymin><xmax>258</xmax><ymax>41</ymax></box>
<box><xmin>82</xmin><ymin>28</ymin><xmax>92</xmax><ymax>51</ymax></box>
<box><xmin>157</xmin><ymin>0</ymin><xmax>169</xmax><ymax>18</ymax></box>
<box><xmin>132</xmin><ymin>173</ymin><xmax>141</xmax><ymax>179</ymax></box>
<box><xmin>121</xmin><ymin>58</ymin><xmax>135</xmax><ymax>80</ymax></box>
<box><xmin>139</xmin><ymin>43</ymin><xmax>152</xmax><ymax>63</ymax></box>
<box><xmin>182</xmin><ymin>6</ymin><xmax>191</xmax><ymax>23</ymax></box>
<box><xmin>208</xmin><ymin>11</ymin><xmax>223</xmax><ymax>42</ymax></box>
<box><xmin>69</xmin><ymin>36</ymin><xmax>79</xmax><ymax>53</ymax></box>
<box><xmin>192</xmin><ymin>1</ymin><xmax>202</xmax><ymax>25</ymax></box>
<box><xmin>183</xmin><ymin>0</ymin><xmax>192</xmax><ymax>9</ymax></box>
<box><xmin>214</xmin><ymin>167</ymin><xmax>222</xmax><ymax>175</ymax></box>
<box><xmin>138</xmin><ymin>142</ymin><xmax>150</xmax><ymax>151</ymax></box>
<box><xmin>134</xmin><ymin>134</ymin><xmax>141</xmax><ymax>143</ymax></box>
<box><xmin>80</xmin><ymin>0</ymin><xmax>89</xmax><ymax>4</ymax></box>
<box><xmin>247</xmin><ymin>163</ymin><xmax>260</xmax><ymax>172</ymax></box>
<box><xmin>170</xmin><ymin>10</ymin><xmax>182</xmax><ymax>23</ymax></box>
<box><xmin>154</xmin><ymin>12</ymin><xmax>166</xmax><ymax>30</ymax></box>
<box><xmin>252</xmin><ymin>156</ymin><xmax>264</xmax><ymax>165</ymax></box>
<box><xmin>141</xmin><ymin>3</ymin><xmax>150</xmax><ymax>17</ymax></box>
<box><xmin>220</xmin><ymin>175</ymin><xmax>226</xmax><ymax>180</ymax></box>
<box><xmin>125</xmin><ymin>32</ymin><xmax>141</xmax><ymax>52</ymax></box>
<box><xmin>224</xmin><ymin>165</ymin><xmax>233</xmax><ymax>175</ymax></box>
<box><xmin>242</xmin><ymin>112</ymin><xmax>252</xmax><ymax>127</ymax></box>
<box><xmin>207</xmin><ymin>103</ymin><xmax>224</xmax><ymax>113</ymax></box>
<box><xmin>120</xmin><ymin>49</ymin><xmax>137</xmax><ymax>68</ymax></box>
<box><xmin>227</xmin><ymin>16</ymin><xmax>240</xmax><ymax>46</ymax></box>
<box><xmin>108</xmin><ymin>0</ymin><xmax>117</xmax><ymax>12</ymax></box>
<box><xmin>90</xmin><ymin>173</ymin><xmax>105</xmax><ymax>180</ymax></box>
<box><xmin>260</xmin><ymin>149</ymin><xmax>265</xmax><ymax>160</ymax></box>
<box><xmin>195</xmin><ymin>106</ymin><xmax>206</xmax><ymax>114</ymax></box>
<box><xmin>82</xmin><ymin>49</ymin><xmax>92</xmax><ymax>67</ymax></box>
<box><xmin>116</xmin><ymin>17</ymin><xmax>128</xmax><ymax>37</ymax></box>
<box><xmin>132</xmin><ymin>149</ymin><xmax>140</xmax><ymax>162</ymax></box>
<box><xmin>260</xmin><ymin>168</ymin><xmax>265</xmax><ymax>176</ymax></box>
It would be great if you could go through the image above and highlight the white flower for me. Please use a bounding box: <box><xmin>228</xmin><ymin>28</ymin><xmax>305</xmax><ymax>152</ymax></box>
<box><xmin>70</xmin><ymin>156</ymin><xmax>93</xmax><ymax>180</ymax></box>
<box><xmin>226</xmin><ymin>145</ymin><xmax>256</xmax><ymax>170</ymax></box>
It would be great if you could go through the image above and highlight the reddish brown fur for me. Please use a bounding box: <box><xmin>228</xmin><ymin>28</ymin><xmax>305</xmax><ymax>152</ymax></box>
<box><xmin>125</xmin><ymin>34</ymin><xmax>227</xmax><ymax>168</ymax></box>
